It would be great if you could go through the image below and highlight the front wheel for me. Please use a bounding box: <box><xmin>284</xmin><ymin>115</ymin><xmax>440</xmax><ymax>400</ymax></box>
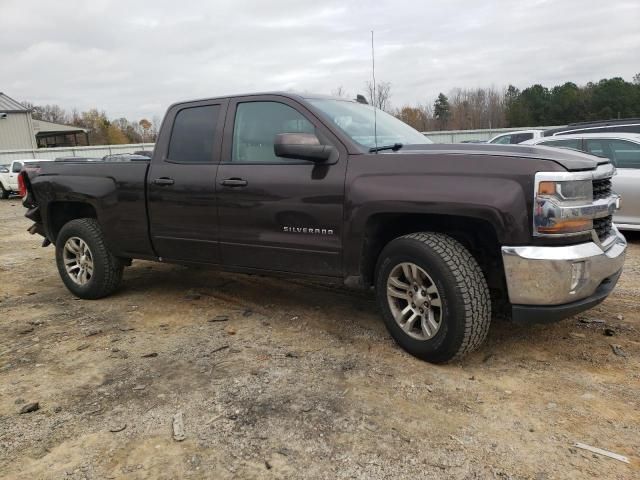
<box><xmin>55</xmin><ymin>218</ymin><xmax>124</xmax><ymax>299</ymax></box>
<box><xmin>375</xmin><ymin>232</ymin><xmax>491</xmax><ymax>363</ymax></box>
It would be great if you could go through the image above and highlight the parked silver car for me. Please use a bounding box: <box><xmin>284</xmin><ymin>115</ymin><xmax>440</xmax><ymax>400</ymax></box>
<box><xmin>523</xmin><ymin>133</ymin><xmax>640</xmax><ymax>231</ymax></box>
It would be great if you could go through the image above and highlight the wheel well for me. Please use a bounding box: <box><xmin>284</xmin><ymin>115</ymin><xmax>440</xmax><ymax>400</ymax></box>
<box><xmin>361</xmin><ymin>213</ymin><xmax>506</xmax><ymax>299</ymax></box>
<box><xmin>48</xmin><ymin>202</ymin><xmax>97</xmax><ymax>242</ymax></box>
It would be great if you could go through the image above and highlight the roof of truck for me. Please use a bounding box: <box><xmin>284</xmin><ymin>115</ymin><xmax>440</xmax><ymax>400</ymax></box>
<box><xmin>168</xmin><ymin>92</ymin><xmax>356</xmax><ymax>108</ymax></box>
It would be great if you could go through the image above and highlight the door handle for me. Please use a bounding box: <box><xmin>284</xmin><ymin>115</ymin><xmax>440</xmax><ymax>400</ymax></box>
<box><xmin>153</xmin><ymin>177</ymin><xmax>175</xmax><ymax>186</ymax></box>
<box><xmin>221</xmin><ymin>178</ymin><xmax>248</xmax><ymax>187</ymax></box>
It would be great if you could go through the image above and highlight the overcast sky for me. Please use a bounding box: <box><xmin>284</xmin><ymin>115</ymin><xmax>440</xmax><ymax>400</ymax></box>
<box><xmin>2</xmin><ymin>0</ymin><xmax>639</xmax><ymax>121</ymax></box>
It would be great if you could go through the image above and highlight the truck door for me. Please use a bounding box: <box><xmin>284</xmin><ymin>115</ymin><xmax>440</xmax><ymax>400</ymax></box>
<box><xmin>599</xmin><ymin>139</ymin><xmax>640</xmax><ymax>227</ymax></box>
<box><xmin>9</xmin><ymin>161</ymin><xmax>23</xmax><ymax>190</ymax></box>
<box><xmin>215</xmin><ymin>96</ymin><xmax>347</xmax><ymax>277</ymax></box>
<box><xmin>147</xmin><ymin>99</ymin><xmax>227</xmax><ymax>263</ymax></box>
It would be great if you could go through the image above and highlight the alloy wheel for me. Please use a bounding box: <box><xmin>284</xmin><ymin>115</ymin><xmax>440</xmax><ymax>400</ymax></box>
<box><xmin>386</xmin><ymin>262</ymin><xmax>443</xmax><ymax>340</ymax></box>
<box><xmin>63</xmin><ymin>237</ymin><xmax>94</xmax><ymax>285</ymax></box>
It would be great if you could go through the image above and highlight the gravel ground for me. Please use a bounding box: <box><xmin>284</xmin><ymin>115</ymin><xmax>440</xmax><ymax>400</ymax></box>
<box><xmin>0</xmin><ymin>197</ymin><xmax>639</xmax><ymax>479</ymax></box>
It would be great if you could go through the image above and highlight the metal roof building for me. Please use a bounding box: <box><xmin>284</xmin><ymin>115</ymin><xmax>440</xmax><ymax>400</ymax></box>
<box><xmin>0</xmin><ymin>92</ymin><xmax>88</xmax><ymax>149</ymax></box>
<box><xmin>33</xmin><ymin>119</ymin><xmax>88</xmax><ymax>148</ymax></box>
<box><xmin>0</xmin><ymin>92</ymin><xmax>37</xmax><ymax>149</ymax></box>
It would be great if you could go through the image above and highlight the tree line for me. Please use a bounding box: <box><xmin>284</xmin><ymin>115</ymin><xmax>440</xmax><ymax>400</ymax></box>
<box><xmin>341</xmin><ymin>73</ymin><xmax>640</xmax><ymax>132</ymax></box>
<box><xmin>22</xmin><ymin>73</ymin><xmax>640</xmax><ymax>145</ymax></box>
<box><xmin>22</xmin><ymin>101</ymin><xmax>159</xmax><ymax>145</ymax></box>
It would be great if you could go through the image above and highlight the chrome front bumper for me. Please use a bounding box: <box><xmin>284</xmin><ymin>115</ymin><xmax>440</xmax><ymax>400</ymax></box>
<box><xmin>502</xmin><ymin>227</ymin><xmax>627</xmax><ymax>306</ymax></box>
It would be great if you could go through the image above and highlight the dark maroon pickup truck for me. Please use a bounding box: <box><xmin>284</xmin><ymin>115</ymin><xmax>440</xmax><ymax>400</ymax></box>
<box><xmin>20</xmin><ymin>92</ymin><xmax>627</xmax><ymax>363</ymax></box>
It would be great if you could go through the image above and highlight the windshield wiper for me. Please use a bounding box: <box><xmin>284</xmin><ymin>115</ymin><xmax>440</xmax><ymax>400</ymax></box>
<box><xmin>369</xmin><ymin>143</ymin><xmax>403</xmax><ymax>153</ymax></box>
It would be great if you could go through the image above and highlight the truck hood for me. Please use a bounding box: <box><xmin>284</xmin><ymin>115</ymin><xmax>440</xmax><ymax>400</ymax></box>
<box><xmin>397</xmin><ymin>144</ymin><xmax>608</xmax><ymax>171</ymax></box>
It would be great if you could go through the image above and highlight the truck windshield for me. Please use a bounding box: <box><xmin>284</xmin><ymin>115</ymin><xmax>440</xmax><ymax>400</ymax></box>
<box><xmin>308</xmin><ymin>99</ymin><xmax>432</xmax><ymax>149</ymax></box>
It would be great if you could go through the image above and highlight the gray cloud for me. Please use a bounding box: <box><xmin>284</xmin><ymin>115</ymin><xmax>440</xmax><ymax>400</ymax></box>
<box><xmin>2</xmin><ymin>0</ymin><xmax>638</xmax><ymax>120</ymax></box>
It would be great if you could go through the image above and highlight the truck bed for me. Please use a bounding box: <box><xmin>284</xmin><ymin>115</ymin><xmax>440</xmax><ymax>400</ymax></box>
<box><xmin>27</xmin><ymin>160</ymin><xmax>154</xmax><ymax>258</ymax></box>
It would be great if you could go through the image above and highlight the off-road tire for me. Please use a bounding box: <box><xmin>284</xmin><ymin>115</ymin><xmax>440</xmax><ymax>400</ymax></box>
<box><xmin>375</xmin><ymin>232</ymin><xmax>491</xmax><ymax>363</ymax></box>
<box><xmin>0</xmin><ymin>183</ymin><xmax>9</xmax><ymax>199</ymax></box>
<box><xmin>55</xmin><ymin>218</ymin><xmax>124</xmax><ymax>299</ymax></box>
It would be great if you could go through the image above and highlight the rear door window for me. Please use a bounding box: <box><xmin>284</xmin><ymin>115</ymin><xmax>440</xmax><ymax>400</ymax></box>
<box><xmin>511</xmin><ymin>133</ymin><xmax>533</xmax><ymax>144</ymax></box>
<box><xmin>491</xmin><ymin>134</ymin><xmax>511</xmax><ymax>144</ymax></box>
<box><xmin>585</xmin><ymin>139</ymin><xmax>610</xmax><ymax>159</ymax></box>
<box><xmin>608</xmin><ymin>139</ymin><xmax>640</xmax><ymax>169</ymax></box>
<box><xmin>167</xmin><ymin>105</ymin><xmax>220</xmax><ymax>163</ymax></box>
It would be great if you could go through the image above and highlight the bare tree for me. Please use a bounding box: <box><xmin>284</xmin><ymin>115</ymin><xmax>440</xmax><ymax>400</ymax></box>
<box><xmin>23</xmin><ymin>100</ymin><xmax>162</xmax><ymax>145</ymax></box>
<box><xmin>365</xmin><ymin>81</ymin><xmax>392</xmax><ymax>112</ymax></box>
<box><xmin>393</xmin><ymin>105</ymin><xmax>428</xmax><ymax>131</ymax></box>
<box><xmin>23</xmin><ymin>101</ymin><xmax>69</xmax><ymax>124</ymax></box>
<box><xmin>331</xmin><ymin>86</ymin><xmax>349</xmax><ymax>98</ymax></box>
<box><xmin>151</xmin><ymin>115</ymin><xmax>162</xmax><ymax>142</ymax></box>
<box><xmin>139</xmin><ymin>119</ymin><xmax>152</xmax><ymax>142</ymax></box>
<box><xmin>443</xmin><ymin>87</ymin><xmax>506</xmax><ymax>130</ymax></box>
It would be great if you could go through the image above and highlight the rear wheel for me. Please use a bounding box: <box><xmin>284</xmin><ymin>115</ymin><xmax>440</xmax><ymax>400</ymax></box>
<box><xmin>55</xmin><ymin>218</ymin><xmax>124</xmax><ymax>299</ymax></box>
<box><xmin>375</xmin><ymin>232</ymin><xmax>491</xmax><ymax>363</ymax></box>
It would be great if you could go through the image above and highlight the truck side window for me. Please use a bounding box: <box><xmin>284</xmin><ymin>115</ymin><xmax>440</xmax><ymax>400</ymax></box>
<box><xmin>540</xmin><ymin>139</ymin><xmax>581</xmax><ymax>150</ymax></box>
<box><xmin>491</xmin><ymin>135</ymin><xmax>511</xmax><ymax>144</ymax></box>
<box><xmin>168</xmin><ymin>105</ymin><xmax>220</xmax><ymax>163</ymax></box>
<box><xmin>511</xmin><ymin>133</ymin><xmax>533</xmax><ymax>144</ymax></box>
<box><xmin>12</xmin><ymin>162</ymin><xmax>22</xmax><ymax>173</ymax></box>
<box><xmin>585</xmin><ymin>139</ymin><xmax>611</xmax><ymax>160</ymax></box>
<box><xmin>232</xmin><ymin>102</ymin><xmax>315</xmax><ymax>163</ymax></box>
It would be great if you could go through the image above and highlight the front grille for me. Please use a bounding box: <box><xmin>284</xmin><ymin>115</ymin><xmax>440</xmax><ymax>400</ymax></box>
<box><xmin>593</xmin><ymin>177</ymin><xmax>612</xmax><ymax>200</ymax></box>
<box><xmin>594</xmin><ymin>215</ymin><xmax>613</xmax><ymax>242</ymax></box>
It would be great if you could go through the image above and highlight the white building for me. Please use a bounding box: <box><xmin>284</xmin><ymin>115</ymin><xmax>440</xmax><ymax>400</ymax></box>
<box><xmin>0</xmin><ymin>92</ymin><xmax>37</xmax><ymax>149</ymax></box>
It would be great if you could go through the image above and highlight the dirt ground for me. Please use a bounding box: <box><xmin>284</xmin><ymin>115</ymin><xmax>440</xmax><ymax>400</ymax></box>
<box><xmin>0</xmin><ymin>198</ymin><xmax>638</xmax><ymax>480</ymax></box>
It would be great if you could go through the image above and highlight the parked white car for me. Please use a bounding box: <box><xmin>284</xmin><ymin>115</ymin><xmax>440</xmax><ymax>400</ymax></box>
<box><xmin>488</xmin><ymin>129</ymin><xmax>546</xmax><ymax>145</ymax></box>
<box><xmin>522</xmin><ymin>133</ymin><xmax>640</xmax><ymax>231</ymax></box>
<box><xmin>0</xmin><ymin>159</ymin><xmax>50</xmax><ymax>198</ymax></box>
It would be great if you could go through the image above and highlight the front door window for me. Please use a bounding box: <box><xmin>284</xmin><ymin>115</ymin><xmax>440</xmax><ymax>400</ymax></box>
<box><xmin>232</xmin><ymin>102</ymin><xmax>315</xmax><ymax>163</ymax></box>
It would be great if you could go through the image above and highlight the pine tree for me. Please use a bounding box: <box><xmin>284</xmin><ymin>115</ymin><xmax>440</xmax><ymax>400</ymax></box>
<box><xmin>433</xmin><ymin>93</ymin><xmax>450</xmax><ymax>129</ymax></box>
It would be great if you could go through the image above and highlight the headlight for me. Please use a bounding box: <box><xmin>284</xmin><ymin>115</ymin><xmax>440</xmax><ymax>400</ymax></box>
<box><xmin>534</xmin><ymin>175</ymin><xmax>593</xmax><ymax>236</ymax></box>
<box><xmin>537</xmin><ymin>180</ymin><xmax>592</xmax><ymax>201</ymax></box>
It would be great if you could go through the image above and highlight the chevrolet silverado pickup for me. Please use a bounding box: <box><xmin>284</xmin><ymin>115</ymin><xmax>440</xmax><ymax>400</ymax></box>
<box><xmin>20</xmin><ymin>93</ymin><xmax>627</xmax><ymax>363</ymax></box>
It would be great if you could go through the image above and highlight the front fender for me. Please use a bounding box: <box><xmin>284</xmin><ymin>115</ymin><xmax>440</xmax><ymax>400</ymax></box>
<box><xmin>341</xmin><ymin>152</ymin><xmax>564</xmax><ymax>280</ymax></box>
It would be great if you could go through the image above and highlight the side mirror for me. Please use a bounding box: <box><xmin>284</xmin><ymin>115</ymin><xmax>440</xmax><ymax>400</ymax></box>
<box><xmin>274</xmin><ymin>133</ymin><xmax>335</xmax><ymax>162</ymax></box>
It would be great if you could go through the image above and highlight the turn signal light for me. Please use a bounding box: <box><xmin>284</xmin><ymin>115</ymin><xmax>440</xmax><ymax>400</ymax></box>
<box><xmin>538</xmin><ymin>181</ymin><xmax>556</xmax><ymax>195</ymax></box>
<box><xmin>536</xmin><ymin>218</ymin><xmax>593</xmax><ymax>234</ymax></box>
